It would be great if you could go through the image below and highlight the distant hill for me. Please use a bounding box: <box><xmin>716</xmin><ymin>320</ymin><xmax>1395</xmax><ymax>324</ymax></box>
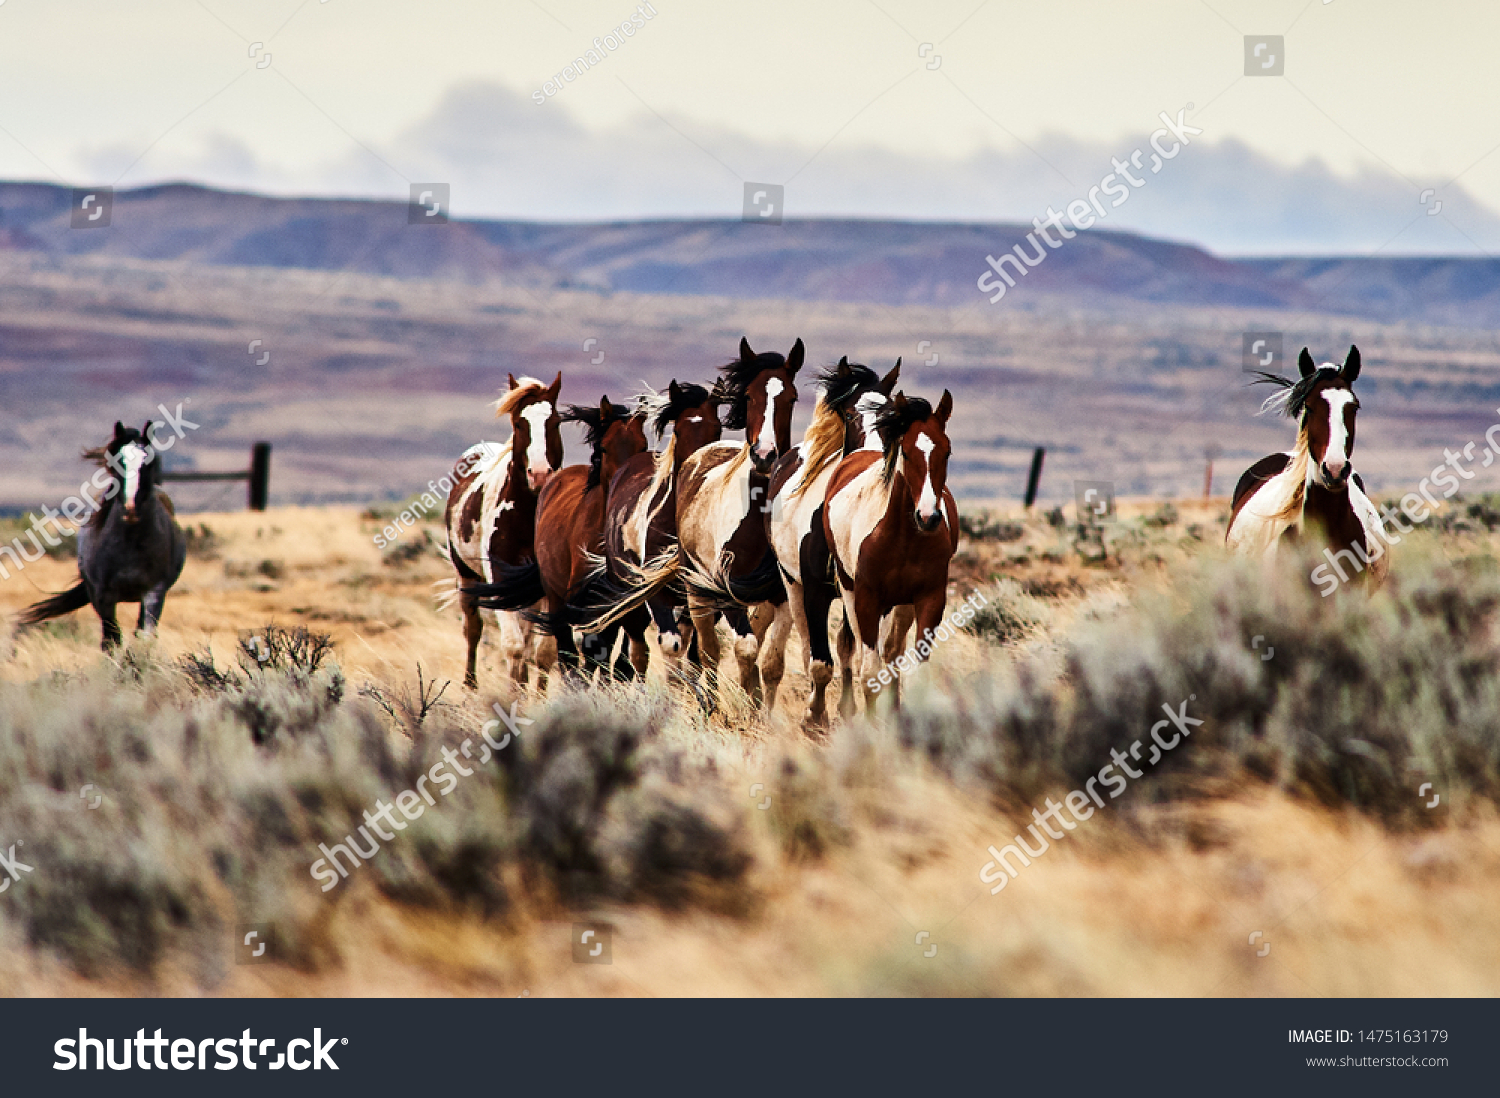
<box><xmin>5</xmin><ymin>181</ymin><xmax>1500</xmax><ymax>325</ymax></box>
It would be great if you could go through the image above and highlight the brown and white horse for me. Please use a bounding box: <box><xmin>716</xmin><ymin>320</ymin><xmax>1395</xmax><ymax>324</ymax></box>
<box><xmin>574</xmin><ymin>380</ymin><xmax>724</xmax><ymax>670</ymax></box>
<box><xmin>761</xmin><ymin>356</ymin><xmax>901</xmax><ymax>728</ymax></box>
<box><xmin>673</xmin><ymin>337</ymin><xmax>803</xmax><ymax>708</ymax></box>
<box><xmin>443</xmin><ymin>373</ymin><xmax>563</xmax><ymax>689</ymax></box>
<box><xmin>824</xmin><ymin>391</ymin><xmax>958</xmax><ymax>715</ymax></box>
<box><xmin>473</xmin><ymin>396</ymin><xmax>649</xmax><ymax>678</ymax></box>
<box><xmin>1227</xmin><ymin>345</ymin><xmax>1389</xmax><ymax>591</ymax></box>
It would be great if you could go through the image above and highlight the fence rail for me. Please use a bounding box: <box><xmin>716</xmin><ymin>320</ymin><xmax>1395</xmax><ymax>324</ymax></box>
<box><xmin>162</xmin><ymin>442</ymin><xmax>271</xmax><ymax>511</ymax></box>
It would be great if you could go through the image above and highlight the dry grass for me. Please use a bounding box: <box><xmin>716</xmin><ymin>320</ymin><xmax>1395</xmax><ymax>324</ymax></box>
<box><xmin>3</xmin><ymin>500</ymin><xmax>1500</xmax><ymax>996</ymax></box>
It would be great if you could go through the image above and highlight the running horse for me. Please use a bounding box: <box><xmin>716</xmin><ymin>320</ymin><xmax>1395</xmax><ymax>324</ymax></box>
<box><xmin>1227</xmin><ymin>345</ymin><xmax>1389</xmax><ymax>591</ymax></box>
<box><xmin>571</xmin><ymin>380</ymin><xmax>724</xmax><ymax>672</ymax></box>
<box><xmin>20</xmin><ymin>421</ymin><xmax>187</xmax><ymax>649</ymax></box>
<box><xmin>473</xmin><ymin>396</ymin><xmax>649</xmax><ymax>678</ymax></box>
<box><xmin>823</xmin><ymin>391</ymin><xmax>958</xmax><ymax>714</ymax></box>
<box><xmin>761</xmin><ymin>356</ymin><xmax>901</xmax><ymax>728</ymax></box>
<box><xmin>443</xmin><ymin>373</ymin><xmax>563</xmax><ymax>689</ymax></box>
<box><xmin>673</xmin><ymin>337</ymin><xmax>802</xmax><ymax>708</ymax></box>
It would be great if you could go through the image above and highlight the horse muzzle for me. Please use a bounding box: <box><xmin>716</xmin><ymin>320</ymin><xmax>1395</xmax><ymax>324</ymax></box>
<box><xmin>122</xmin><ymin>505</ymin><xmax>140</xmax><ymax>524</ymax></box>
<box><xmin>1319</xmin><ymin>461</ymin><xmax>1351</xmax><ymax>490</ymax></box>
<box><xmin>528</xmin><ymin>467</ymin><xmax>550</xmax><ymax>492</ymax></box>
<box><xmin>749</xmin><ymin>444</ymin><xmax>777</xmax><ymax>473</ymax></box>
<box><xmin>913</xmin><ymin>509</ymin><xmax>943</xmax><ymax>534</ymax></box>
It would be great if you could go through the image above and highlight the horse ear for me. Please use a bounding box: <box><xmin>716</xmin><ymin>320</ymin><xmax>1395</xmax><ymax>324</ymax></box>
<box><xmin>141</xmin><ymin>421</ymin><xmax>154</xmax><ymax>443</ymax></box>
<box><xmin>880</xmin><ymin>359</ymin><xmax>901</xmax><ymax>395</ymax></box>
<box><xmin>787</xmin><ymin>338</ymin><xmax>804</xmax><ymax>375</ymax></box>
<box><xmin>507</xmin><ymin>373</ymin><xmax>518</xmax><ymax>390</ymax></box>
<box><xmin>1298</xmin><ymin>348</ymin><xmax>1316</xmax><ymax>378</ymax></box>
<box><xmin>1342</xmin><ymin>345</ymin><xmax>1361</xmax><ymax>383</ymax></box>
<box><xmin>836</xmin><ymin>356</ymin><xmax>850</xmax><ymax>375</ymax></box>
<box><xmin>892</xmin><ymin>392</ymin><xmax>909</xmax><ymax>412</ymax></box>
<box><xmin>599</xmin><ymin>395</ymin><xmax>612</xmax><ymax>418</ymax></box>
<box><xmin>548</xmin><ymin>370</ymin><xmax>563</xmax><ymax>397</ymax></box>
<box><xmin>935</xmin><ymin>390</ymin><xmax>953</xmax><ymax>426</ymax></box>
<box><xmin>739</xmin><ymin>337</ymin><xmax>755</xmax><ymax>362</ymax></box>
<box><xmin>669</xmin><ymin>379</ymin><xmax>681</xmax><ymax>401</ymax></box>
<box><xmin>114</xmin><ymin>421</ymin><xmax>128</xmax><ymax>440</ymax></box>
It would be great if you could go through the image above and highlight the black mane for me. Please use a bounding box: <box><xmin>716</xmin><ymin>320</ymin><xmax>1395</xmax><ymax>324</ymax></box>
<box><xmin>875</xmin><ymin>396</ymin><xmax>934</xmax><ymax>481</ymax></box>
<box><xmin>562</xmin><ymin>402</ymin><xmax>634</xmax><ymax>489</ymax></box>
<box><xmin>654</xmin><ymin>382</ymin><xmax>714</xmax><ymax>438</ymax></box>
<box><xmin>1250</xmin><ymin>367</ymin><xmax>1343</xmax><ymax>421</ymax></box>
<box><xmin>816</xmin><ymin>361</ymin><xmax>880</xmax><ymax>411</ymax></box>
<box><xmin>718</xmin><ymin>352</ymin><xmax>786</xmax><ymax>430</ymax></box>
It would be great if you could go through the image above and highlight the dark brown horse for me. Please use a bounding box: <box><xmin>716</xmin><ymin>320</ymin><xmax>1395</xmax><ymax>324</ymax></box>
<box><xmin>1228</xmin><ymin>345</ymin><xmax>1389</xmax><ymax>593</ymax></box>
<box><xmin>573</xmin><ymin>380</ymin><xmax>724</xmax><ymax>671</ymax></box>
<box><xmin>444</xmin><ymin>373</ymin><xmax>564</xmax><ymax>688</ymax></box>
<box><xmin>473</xmin><ymin>396</ymin><xmax>648</xmax><ymax>678</ymax></box>
<box><xmin>823</xmin><ymin>391</ymin><xmax>958</xmax><ymax>714</ymax></box>
<box><xmin>20</xmin><ymin>421</ymin><xmax>187</xmax><ymax>649</ymax></box>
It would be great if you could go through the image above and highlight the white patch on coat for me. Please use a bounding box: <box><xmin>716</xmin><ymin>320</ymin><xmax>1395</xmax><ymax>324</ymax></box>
<box><xmin>855</xmin><ymin>392</ymin><xmax>886</xmax><ymax>451</ymax></box>
<box><xmin>1226</xmin><ymin>450</ymin><xmax>1303</xmax><ymax>560</ymax></box>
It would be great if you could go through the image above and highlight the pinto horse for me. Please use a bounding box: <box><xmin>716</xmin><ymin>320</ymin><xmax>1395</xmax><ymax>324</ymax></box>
<box><xmin>673</xmin><ymin>337</ymin><xmax>802</xmax><ymax>707</ymax></box>
<box><xmin>573</xmin><ymin>380</ymin><xmax>724</xmax><ymax>670</ymax></box>
<box><xmin>443</xmin><ymin>373</ymin><xmax>563</xmax><ymax>688</ymax></box>
<box><xmin>761</xmin><ymin>356</ymin><xmax>901</xmax><ymax>727</ymax></box>
<box><xmin>824</xmin><ymin>391</ymin><xmax>958</xmax><ymax>714</ymax></box>
<box><xmin>20</xmin><ymin>421</ymin><xmax>187</xmax><ymax>649</ymax></box>
<box><xmin>1227</xmin><ymin>345</ymin><xmax>1389</xmax><ymax>591</ymax></box>
<box><xmin>473</xmin><ymin>396</ymin><xmax>648</xmax><ymax>678</ymax></box>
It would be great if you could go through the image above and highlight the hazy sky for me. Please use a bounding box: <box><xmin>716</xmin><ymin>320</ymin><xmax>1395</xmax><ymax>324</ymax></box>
<box><xmin>0</xmin><ymin>0</ymin><xmax>1496</xmax><ymax>252</ymax></box>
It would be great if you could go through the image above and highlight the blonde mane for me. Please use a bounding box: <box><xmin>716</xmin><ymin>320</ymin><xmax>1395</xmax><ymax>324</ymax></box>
<box><xmin>1270</xmin><ymin>426</ymin><xmax>1311</xmax><ymax>526</ymax></box>
<box><xmin>787</xmin><ymin>393</ymin><xmax>847</xmax><ymax>499</ymax></box>
<box><xmin>643</xmin><ymin>434</ymin><xmax>675</xmax><ymax>516</ymax></box>
<box><xmin>492</xmin><ymin>376</ymin><xmax>547</xmax><ymax>419</ymax></box>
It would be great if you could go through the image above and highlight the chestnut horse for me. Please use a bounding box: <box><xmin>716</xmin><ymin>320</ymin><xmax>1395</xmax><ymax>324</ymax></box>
<box><xmin>761</xmin><ymin>356</ymin><xmax>901</xmax><ymax>727</ymax></box>
<box><xmin>443</xmin><ymin>373</ymin><xmax>563</xmax><ymax>688</ymax></box>
<box><xmin>674</xmin><ymin>337</ymin><xmax>802</xmax><ymax>708</ymax></box>
<box><xmin>20</xmin><ymin>421</ymin><xmax>187</xmax><ymax>649</ymax></box>
<box><xmin>473</xmin><ymin>397</ymin><xmax>648</xmax><ymax>678</ymax></box>
<box><xmin>572</xmin><ymin>380</ymin><xmax>724</xmax><ymax>671</ymax></box>
<box><xmin>824</xmin><ymin>391</ymin><xmax>958</xmax><ymax>714</ymax></box>
<box><xmin>1228</xmin><ymin>345</ymin><xmax>1389</xmax><ymax>592</ymax></box>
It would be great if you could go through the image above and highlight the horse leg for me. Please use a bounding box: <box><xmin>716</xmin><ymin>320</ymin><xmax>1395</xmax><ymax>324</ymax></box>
<box><xmin>879</xmin><ymin>604</ymin><xmax>917</xmax><ymax>711</ymax></box>
<box><xmin>621</xmin><ymin>606</ymin><xmax>651</xmax><ymax>680</ymax></box>
<box><xmin>727</xmin><ymin>605</ymin><xmax>765</xmax><ymax>707</ymax></box>
<box><xmin>846</xmin><ymin>587</ymin><xmax>885</xmax><ymax>717</ymax></box>
<box><xmin>689</xmin><ymin>596</ymin><xmax>723</xmax><ymax>706</ymax></box>
<box><xmin>648</xmin><ymin>599</ymin><xmax>683</xmax><ymax>661</ymax></box>
<box><xmin>912</xmin><ymin>591</ymin><xmax>947</xmax><ymax>676</ymax></box>
<box><xmin>137</xmin><ymin>583</ymin><xmax>169</xmax><ymax>637</ymax></box>
<box><xmin>759</xmin><ymin>596</ymin><xmax>794</xmax><ymax>719</ymax></box>
<box><xmin>798</xmin><ymin>573</ymin><xmax>838</xmax><ymax>730</ymax></box>
<box><xmin>97</xmin><ymin>600</ymin><xmax>123</xmax><ymax>651</ymax></box>
<box><xmin>836</xmin><ymin>608</ymin><xmax>857</xmax><ymax>719</ymax></box>
<box><xmin>459</xmin><ymin>588</ymin><xmax>484</xmax><ymax>689</ymax></box>
<box><xmin>497</xmin><ymin>609</ymin><xmax>527</xmax><ymax>688</ymax></box>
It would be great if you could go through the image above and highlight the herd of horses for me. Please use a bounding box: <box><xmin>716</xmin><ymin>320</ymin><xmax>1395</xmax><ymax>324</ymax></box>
<box><xmin>442</xmin><ymin>337</ymin><xmax>958</xmax><ymax>727</ymax></box>
<box><xmin>16</xmin><ymin>340</ymin><xmax>1386</xmax><ymax>731</ymax></box>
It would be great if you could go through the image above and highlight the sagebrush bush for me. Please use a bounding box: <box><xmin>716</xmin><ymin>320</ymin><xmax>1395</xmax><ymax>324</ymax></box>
<box><xmin>896</xmin><ymin>545</ymin><xmax>1500</xmax><ymax>827</ymax></box>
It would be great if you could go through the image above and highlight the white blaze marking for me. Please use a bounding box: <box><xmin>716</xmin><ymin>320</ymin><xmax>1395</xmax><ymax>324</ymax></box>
<box><xmin>914</xmin><ymin>433</ymin><xmax>937</xmax><ymax>516</ymax></box>
<box><xmin>757</xmin><ymin>379</ymin><xmax>783</xmax><ymax>451</ymax></box>
<box><xmin>120</xmin><ymin>442</ymin><xmax>148</xmax><ymax>507</ymax></box>
<box><xmin>1322</xmin><ymin>390</ymin><xmax>1355</xmax><ymax>470</ymax></box>
<box><xmin>521</xmin><ymin>401</ymin><xmax>553</xmax><ymax>473</ymax></box>
<box><xmin>686</xmin><ymin>415</ymin><xmax>703</xmax><ymax>423</ymax></box>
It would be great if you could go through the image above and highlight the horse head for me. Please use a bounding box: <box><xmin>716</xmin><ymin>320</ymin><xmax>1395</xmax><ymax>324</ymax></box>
<box><xmin>658</xmin><ymin>379</ymin><xmax>723</xmax><ymax>461</ymax></box>
<box><xmin>819</xmin><ymin>355</ymin><xmax>900</xmax><ymax>453</ymax></box>
<box><xmin>1259</xmin><ymin>346</ymin><xmax>1362</xmax><ymax>492</ymax></box>
<box><xmin>721</xmin><ymin>336</ymin><xmax>802</xmax><ymax>473</ymax></box>
<box><xmin>565</xmin><ymin>395</ymin><xmax>647</xmax><ymax>492</ymax></box>
<box><xmin>497</xmin><ymin>371</ymin><xmax>563</xmax><ymax>491</ymax></box>
<box><xmin>878</xmin><ymin>391</ymin><xmax>954</xmax><ymax>534</ymax></box>
<box><xmin>107</xmin><ymin>421</ymin><xmax>161</xmax><ymax>525</ymax></box>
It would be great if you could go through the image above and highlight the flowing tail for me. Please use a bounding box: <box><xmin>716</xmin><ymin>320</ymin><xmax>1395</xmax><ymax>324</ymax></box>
<box><xmin>470</xmin><ymin>559</ymin><xmax>545</xmax><ymax>612</ymax></box>
<box><xmin>18</xmin><ymin>581</ymin><xmax>90</xmax><ymax>628</ymax></box>
<box><xmin>569</xmin><ymin>547</ymin><xmax>682</xmax><ymax>633</ymax></box>
<box><xmin>681</xmin><ymin>549</ymin><xmax>786</xmax><ymax>612</ymax></box>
